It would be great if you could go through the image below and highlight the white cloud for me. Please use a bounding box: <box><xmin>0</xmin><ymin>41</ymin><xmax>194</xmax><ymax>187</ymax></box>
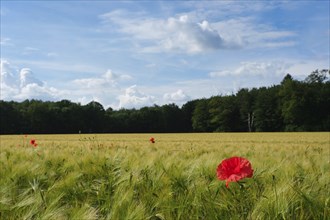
<box><xmin>100</xmin><ymin>12</ymin><xmax>237</xmax><ymax>54</ymax></box>
<box><xmin>163</xmin><ymin>89</ymin><xmax>190</xmax><ymax>106</ymax></box>
<box><xmin>285</xmin><ymin>60</ymin><xmax>330</xmax><ymax>80</ymax></box>
<box><xmin>73</xmin><ymin>69</ymin><xmax>131</xmax><ymax>88</ymax></box>
<box><xmin>213</xmin><ymin>17</ymin><xmax>296</xmax><ymax>49</ymax></box>
<box><xmin>210</xmin><ymin>61</ymin><xmax>289</xmax><ymax>77</ymax></box>
<box><xmin>0</xmin><ymin>82</ymin><xmax>19</xmax><ymax>99</ymax></box>
<box><xmin>1</xmin><ymin>60</ymin><xmax>159</xmax><ymax>109</ymax></box>
<box><xmin>1</xmin><ymin>59</ymin><xmax>18</xmax><ymax>87</ymax></box>
<box><xmin>66</xmin><ymin>69</ymin><xmax>134</xmax><ymax>108</ymax></box>
<box><xmin>209</xmin><ymin>59</ymin><xmax>329</xmax><ymax>81</ymax></box>
<box><xmin>19</xmin><ymin>68</ymin><xmax>43</xmax><ymax>88</ymax></box>
<box><xmin>0</xmin><ymin>60</ymin><xmax>63</xmax><ymax>101</ymax></box>
<box><xmin>157</xmin><ymin>16</ymin><xmax>229</xmax><ymax>53</ymax></box>
<box><xmin>117</xmin><ymin>85</ymin><xmax>155</xmax><ymax>109</ymax></box>
<box><xmin>207</xmin><ymin>58</ymin><xmax>329</xmax><ymax>94</ymax></box>
<box><xmin>15</xmin><ymin>83</ymin><xmax>63</xmax><ymax>100</ymax></box>
<box><xmin>100</xmin><ymin>10</ymin><xmax>296</xmax><ymax>53</ymax></box>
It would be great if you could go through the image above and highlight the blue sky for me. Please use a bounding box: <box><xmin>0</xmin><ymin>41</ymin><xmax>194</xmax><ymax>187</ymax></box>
<box><xmin>1</xmin><ymin>1</ymin><xmax>329</xmax><ymax>109</ymax></box>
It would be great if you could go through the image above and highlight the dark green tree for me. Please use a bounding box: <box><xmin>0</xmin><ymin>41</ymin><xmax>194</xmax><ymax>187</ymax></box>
<box><xmin>254</xmin><ymin>86</ymin><xmax>283</xmax><ymax>132</ymax></box>
<box><xmin>0</xmin><ymin>101</ymin><xmax>22</xmax><ymax>134</ymax></box>
<box><xmin>181</xmin><ymin>100</ymin><xmax>198</xmax><ymax>132</ymax></box>
<box><xmin>161</xmin><ymin>103</ymin><xmax>184</xmax><ymax>132</ymax></box>
<box><xmin>83</xmin><ymin>101</ymin><xmax>106</xmax><ymax>133</ymax></box>
<box><xmin>192</xmin><ymin>99</ymin><xmax>211</xmax><ymax>132</ymax></box>
<box><xmin>304</xmin><ymin>69</ymin><xmax>329</xmax><ymax>84</ymax></box>
<box><xmin>214</xmin><ymin>95</ymin><xmax>241</xmax><ymax>132</ymax></box>
<box><xmin>236</xmin><ymin>88</ymin><xmax>257</xmax><ymax>132</ymax></box>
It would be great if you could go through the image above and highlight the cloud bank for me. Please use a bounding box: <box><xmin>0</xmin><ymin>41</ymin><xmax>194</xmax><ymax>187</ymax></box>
<box><xmin>1</xmin><ymin>60</ymin><xmax>63</xmax><ymax>101</ymax></box>
<box><xmin>1</xmin><ymin>60</ymin><xmax>193</xmax><ymax>109</ymax></box>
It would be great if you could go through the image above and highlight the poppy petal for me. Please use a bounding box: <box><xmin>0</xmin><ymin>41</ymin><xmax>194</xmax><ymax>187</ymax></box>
<box><xmin>217</xmin><ymin>156</ymin><xmax>253</xmax><ymax>188</ymax></box>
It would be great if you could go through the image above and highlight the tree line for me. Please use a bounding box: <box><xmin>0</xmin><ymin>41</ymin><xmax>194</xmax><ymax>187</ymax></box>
<box><xmin>1</xmin><ymin>69</ymin><xmax>329</xmax><ymax>134</ymax></box>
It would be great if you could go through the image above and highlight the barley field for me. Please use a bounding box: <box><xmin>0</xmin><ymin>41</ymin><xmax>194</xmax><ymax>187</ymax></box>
<box><xmin>0</xmin><ymin>133</ymin><xmax>329</xmax><ymax>219</ymax></box>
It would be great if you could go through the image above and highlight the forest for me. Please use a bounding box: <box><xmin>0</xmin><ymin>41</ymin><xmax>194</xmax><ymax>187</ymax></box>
<box><xmin>1</xmin><ymin>69</ymin><xmax>329</xmax><ymax>134</ymax></box>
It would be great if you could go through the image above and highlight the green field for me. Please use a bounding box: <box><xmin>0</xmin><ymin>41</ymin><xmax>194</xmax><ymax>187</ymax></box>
<box><xmin>0</xmin><ymin>133</ymin><xmax>329</xmax><ymax>219</ymax></box>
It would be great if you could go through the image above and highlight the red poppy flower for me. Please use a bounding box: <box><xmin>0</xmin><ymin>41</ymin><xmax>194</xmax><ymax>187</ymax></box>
<box><xmin>30</xmin><ymin>139</ymin><xmax>36</xmax><ymax>146</ymax></box>
<box><xmin>149</xmin><ymin>137</ymin><xmax>155</xmax><ymax>143</ymax></box>
<box><xmin>217</xmin><ymin>156</ymin><xmax>253</xmax><ymax>188</ymax></box>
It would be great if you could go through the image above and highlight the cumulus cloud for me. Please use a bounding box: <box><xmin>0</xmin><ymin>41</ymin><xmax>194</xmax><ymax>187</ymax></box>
<box><xmin>0</xmin><ymin>82</ymin><xmax>19</xmax><ymax>99</ymax></box>
<box><xmin>210</xmin><ymin>61</ymin><xmax>289</xmax><ymax>78</ymax></box>
<box><xmin>100</xmin><ymin>12</ymin><xmax>237</xmax><ymax>54</ymax></box>
<box><xmin>1</xmin><ymin>59</ymin><xmax>18</xmax><ymax>87</ymax></box>
<box><xmin>0</xmin><ymin>60</ymin><xmax>63</xmax><ymax>101</ymax></box>
<box><xmin>15</xmin><ymin>83</ymin><xmax>61</xmax><ymax>100</ymax></box>
<box><xmin>156</xmin><ymin>16</ymin><xmax>228</xmax><ymax>53</ymax></box>
<box><xmin>19</xmin><ymin>68</ymin><xmax>43</xmax><ymax>87</ymax></box>
<box><xmin>163</xmin><ymin>89</ymin><xmax>190</xmax><ymax>106</ymax></box>
<box><xmin>117</xmin><ymin>85</ymin><xmax>155</xmax><ymax>109</ymax></box>
<box><xmin>73</xmin><ymin>69</ymin><xmax>131</xmax><ymax>88</ymax></box>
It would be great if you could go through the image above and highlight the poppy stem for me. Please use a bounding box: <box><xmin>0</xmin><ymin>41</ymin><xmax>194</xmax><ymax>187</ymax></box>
<box><xmin>272</xmin><ymin>175</ymin><xmax>279</xmax><ymax>214</ymax></box>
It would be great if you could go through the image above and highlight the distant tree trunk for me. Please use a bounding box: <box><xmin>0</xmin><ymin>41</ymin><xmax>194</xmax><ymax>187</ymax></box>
<box><xmin>248</xmin><ymin>112</ymin><xmax>254</xmax><ymax>132</ymax></box>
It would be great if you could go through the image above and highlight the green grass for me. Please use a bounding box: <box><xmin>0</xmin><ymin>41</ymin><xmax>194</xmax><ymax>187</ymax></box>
<box><xmin>0</xmin><ymin>133</ymin><xmax>329</xmax><ymax>219</ymax></box>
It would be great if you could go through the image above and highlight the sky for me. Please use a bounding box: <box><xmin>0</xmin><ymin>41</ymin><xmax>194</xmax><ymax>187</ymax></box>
<box><xmin>1</xmin><ymin>0</ymin><xmax>329</xmax><ymax>109</ymax></box>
